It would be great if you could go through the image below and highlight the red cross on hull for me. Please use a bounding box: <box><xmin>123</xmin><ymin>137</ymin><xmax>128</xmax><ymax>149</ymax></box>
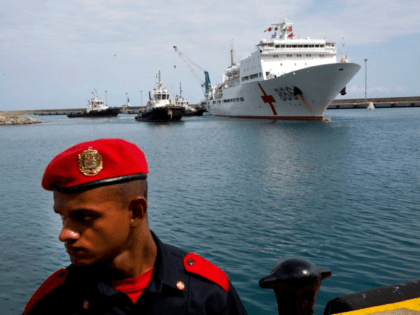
<box><xmin>258</xmin><ymin>83</ymin><xmax>277</xmax><ymax>115</ymax></box>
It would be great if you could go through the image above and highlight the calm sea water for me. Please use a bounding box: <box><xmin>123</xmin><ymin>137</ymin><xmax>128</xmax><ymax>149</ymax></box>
<box><xmin>1</xmin><ymin>108</ymin><xmax>420</xmax><ymax>314</ymax></box>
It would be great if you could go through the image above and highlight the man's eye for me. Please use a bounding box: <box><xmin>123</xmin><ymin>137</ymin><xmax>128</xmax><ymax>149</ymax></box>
<box><xmin>76</xmin><ymin>214</ymin><xmax>94</xmax><ymax>223</ymax></box>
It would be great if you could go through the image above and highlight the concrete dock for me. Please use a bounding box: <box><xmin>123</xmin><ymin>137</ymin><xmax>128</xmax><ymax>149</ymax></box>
<box><xmin>328</xmin><ymin>96</ymin><xmax>420</xmax><ymax>109</ymax></box>
<box><xmin>2</xmin><ymin>97</ymin><xmax>419</xmax><ymax>115</ymax></box>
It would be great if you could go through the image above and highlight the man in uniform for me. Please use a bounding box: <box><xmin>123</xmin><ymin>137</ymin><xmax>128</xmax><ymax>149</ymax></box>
<box><xmin>24</xmin><ymin>138</ymin><xmax>248</xmax><ymax>315</ymax></box>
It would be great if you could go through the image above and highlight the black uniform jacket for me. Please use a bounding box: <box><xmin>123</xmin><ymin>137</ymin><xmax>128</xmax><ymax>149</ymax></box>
<box><xmin>24</xmin><ymin>232</ymin><xmax>248</xmax><ymax>315</ymax></box>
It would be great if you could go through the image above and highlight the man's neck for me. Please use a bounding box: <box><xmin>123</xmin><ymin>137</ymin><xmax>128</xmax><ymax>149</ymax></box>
<box><xmin>108</xmin><ymin>230</ymin><xmax>158</xmax><ymax>279</ymax></box>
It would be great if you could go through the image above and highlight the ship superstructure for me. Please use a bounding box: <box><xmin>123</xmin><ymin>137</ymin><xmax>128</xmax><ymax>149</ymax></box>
<box><xmin>175</xmin><ymin>82</ymin><xmax>205</xmax><ymax>117</ymax></box>
<box><xmin>136</xmin><ymin>71</ymin><xmax>184</xmax><ymax>122</ymax></box>
<box><xmin>67</xmin><ymin>89</ymin><xmax>119</xmax><ymax>118</ymax></box>
<box><xmin>206</xmin><ymin>18</ymin><xmax>360</xmax><ymax>120</ymax></box>
<box><xmin>86</xmin><ymin>89</ymin><xmax>109</xmax><ymax>113</ymax></box>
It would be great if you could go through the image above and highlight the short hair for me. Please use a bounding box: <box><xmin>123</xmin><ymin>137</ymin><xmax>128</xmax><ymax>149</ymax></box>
<box><xmin>116</xmin><ymin>179</ymin><xmax>148</xmax><ymax>205</ymax></box>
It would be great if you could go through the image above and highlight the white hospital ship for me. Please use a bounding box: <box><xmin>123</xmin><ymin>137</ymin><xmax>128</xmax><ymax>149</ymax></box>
<box><xmin>205</xmin><ymin>18</ymin><xmax>360</xmax><ymax>120</ymax></box>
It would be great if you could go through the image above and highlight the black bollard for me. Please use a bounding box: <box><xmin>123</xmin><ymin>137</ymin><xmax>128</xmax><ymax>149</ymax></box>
<box><xmin>259</xmin><ymin>258</ymin><xmax>331</xmax><ymax>315</ymax></box>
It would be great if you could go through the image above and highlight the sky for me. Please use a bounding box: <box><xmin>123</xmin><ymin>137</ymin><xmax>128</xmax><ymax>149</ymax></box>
<box><xmin>0</xmin><ymin>0</ymin><xmax>419</xmax><ymax>110</ymax></box>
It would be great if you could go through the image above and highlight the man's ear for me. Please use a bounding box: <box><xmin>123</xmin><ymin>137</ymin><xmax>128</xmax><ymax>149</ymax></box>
<box><xmin>129</xmin><ymin>196</ymin><xmax>148</xmax><ymax>227</ymax></box>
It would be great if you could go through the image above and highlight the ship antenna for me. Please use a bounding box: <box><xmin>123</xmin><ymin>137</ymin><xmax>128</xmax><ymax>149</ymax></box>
<box><xmin>230</xmin><ymin>39</ymin><xmax>235</xmax><ymax>67</ymax></box>
<box><xmin>157</xmin><ymin>71</ymin><xmax>162</xmax><ymax>88</ymax></box>
<box><xmin>280</xmin><ymin>17</ymin><xmax>287</xmax><ymax>40</ymax></box>
<box><xmin>277</xmin><ymin>17</ymin><xmax>282</xmax><ymax>39</ymax></box>
<box><xmin>340</xmin><ymin>37</ymin><xmax>348</xmax><ymax>63</ymax></box>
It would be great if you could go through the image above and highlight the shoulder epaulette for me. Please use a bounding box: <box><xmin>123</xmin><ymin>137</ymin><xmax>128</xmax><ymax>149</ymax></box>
<box><xmin>183</xmin><ymin>253</ymin><xmax>229</xmax><ymax>293</ymax></box>
<box><xmin>24</xmin><ymin>268</ymin><xmax>68</xmax><ymax>315</ymax></box>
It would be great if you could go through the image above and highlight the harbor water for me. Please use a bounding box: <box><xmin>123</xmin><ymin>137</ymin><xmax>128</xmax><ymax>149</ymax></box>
<box><xmin>1</xmin><ymin>108</ymin><xmax>420</xmax><ymax>314</ymax></box>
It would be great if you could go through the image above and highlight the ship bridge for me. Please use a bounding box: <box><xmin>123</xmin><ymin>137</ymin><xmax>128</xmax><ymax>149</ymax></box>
<box><xmin>240</xmin><ymin>18</ymin><xmax>338</xmax><ymax>81</ymax></box>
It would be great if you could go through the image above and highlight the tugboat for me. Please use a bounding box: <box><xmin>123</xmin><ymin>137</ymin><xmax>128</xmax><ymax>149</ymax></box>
<box><xmin>175</xmin><ymin>83</ymin><xmax>205</xmax><ymax>117</ymax></box>
<box><xmin>192</xmin><ymin>103</ymin><xmax>206</xmax><ymax>116</ymax></box>
<box><xmin>135</xmin><ymin>71</ymin><xmax>184</xmax><ymax>122</ymax></box>
<box><xmin>68</xmin><ymin>89</ymin><xmax>119</xmax><ymax>118</ymax></box>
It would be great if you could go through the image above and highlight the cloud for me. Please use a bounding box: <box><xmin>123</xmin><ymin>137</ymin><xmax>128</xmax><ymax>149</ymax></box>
<box><xmin>0</xmin><ymin>0</ymin><xmax>418</xmax><ymax>109</ymax></box>
<box><xmin>2</xmin><ymin>0</ymin><xmax>418</xmax><ymax>65</ymax></box>
<box><xmin>348</xmin><ymin>85</ymin><xmax>407</xmax><ymax>95</ymax></box>
<box><xmin>305</xmin><ymin>0</ymin><xmax>419</xmax><ymax>45</ymax></box>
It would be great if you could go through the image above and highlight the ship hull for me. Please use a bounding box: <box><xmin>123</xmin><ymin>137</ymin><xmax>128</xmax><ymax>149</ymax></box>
<box><xmin>136</xmin><ymin>106</ymin><xmax>184</xmax><ymax>122</ymax></box>
<box><xmin>208</xmin><ymin>63</ymin><xmax>360</xmax><ymax>120</ymax></box>
<box><xmin>67</xmin><ymin>108</ymin><xmax>119</xmax><ymax>118</ymax></box>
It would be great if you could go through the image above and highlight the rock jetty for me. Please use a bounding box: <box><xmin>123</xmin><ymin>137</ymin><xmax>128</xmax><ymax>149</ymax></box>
<box><xmin>0</xmin><ymin>111</ymin><xmax>41</xmax><ymax>125</ymax></box>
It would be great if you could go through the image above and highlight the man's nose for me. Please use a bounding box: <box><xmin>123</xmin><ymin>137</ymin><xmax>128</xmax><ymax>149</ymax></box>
<box><xmin>58</xmin><ymin>220</ymin><xmax>80</xmax><ymax>242</ymax></box>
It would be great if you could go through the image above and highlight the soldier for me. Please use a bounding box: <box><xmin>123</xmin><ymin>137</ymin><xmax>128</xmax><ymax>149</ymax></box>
<box><xmin>24</xmin><ymin>138</ymin><xmax>248</xmax><ymax>315</ymax></box>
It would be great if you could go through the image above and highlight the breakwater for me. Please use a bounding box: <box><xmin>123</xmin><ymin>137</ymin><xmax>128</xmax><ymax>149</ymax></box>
<box><xmin>2</xmin><ymin>97</ymin><xmax>419</xmax><ymax>116</ymax></box>
<box><xmin>0</xmin><ymin>111</ymin><xmax>41</xmax><ymax>125</ymax></box>
<box><xmin>6</xmin><ymin>105</ymin><xmax>203</xmax><ymax>116</ymax></box>
<box><xmin>329</xmin><ymin>96</ymin><xmax>420</xmax><ymax>109</ymax></box>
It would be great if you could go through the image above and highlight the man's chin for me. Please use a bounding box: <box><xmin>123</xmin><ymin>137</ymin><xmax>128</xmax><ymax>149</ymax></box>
<box><xmin>69</xmin><ymin>255</ymin><xmax>98</xmax><ymax>266</ymax></box>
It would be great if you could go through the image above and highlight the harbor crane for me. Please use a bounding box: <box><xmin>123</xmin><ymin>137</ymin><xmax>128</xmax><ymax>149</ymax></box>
<box><xmin>173</xmin><ymin>46</ymin><xmax>212</xmax><ymax>98</ymax></box>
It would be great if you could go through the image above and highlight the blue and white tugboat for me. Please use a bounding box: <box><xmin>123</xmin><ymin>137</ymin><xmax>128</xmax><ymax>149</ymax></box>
<box><xmin>68</xmin><ymin>89</ymin><xmax>119</xmax><ymax>118</ymax></box>
<box><xmin>136</xmin><ymin>72</ymin><xmax>184</xmax><ymax>122</ymax></box>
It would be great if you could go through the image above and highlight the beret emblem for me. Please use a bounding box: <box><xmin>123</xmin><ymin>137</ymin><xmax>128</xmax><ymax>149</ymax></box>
<box><xmin>78</xmin><ymin>147</ymin><xmax>103</xmax><ymax>176</ymax></box>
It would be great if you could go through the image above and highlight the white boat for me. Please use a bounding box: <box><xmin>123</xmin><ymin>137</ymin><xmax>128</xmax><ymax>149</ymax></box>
<box><xmin>367</xmin><ymin>101</ymin><xmax>375</xmax><ymax>110</ymax></box>
<box><xmin>68</xmin><ymin>89</ymin><xmax>119</xmax><ymax>118</ymax></box>
<box><xmin>136</xmin><ymin>71</ymin><xmax>184</xmax><ymax>122</ymax></box>
<box><xmin>205</xmin><ymin>18</ymin><xmax>361</xmax><ymax>120</ymax></box>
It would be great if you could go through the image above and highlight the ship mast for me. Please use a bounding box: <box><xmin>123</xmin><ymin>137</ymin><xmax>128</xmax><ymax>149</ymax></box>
<box><xmin>340</xmin><ymin>37</ymin><xmax>348</xmax><ymax>63</ymax></box>
<box><xmin>157</xmin><ymin>71</ymin><xmax>163</xmax><ymax>89</ymax></box>
<box><xmin>230</xmin><ymin>39</ymin><xmax>235</xmax><ymax>67</ymax></box>
<box><xmin>273</xmin><ymin>17</ymin><xmax>293</xmax><ymax>40</ymax></box>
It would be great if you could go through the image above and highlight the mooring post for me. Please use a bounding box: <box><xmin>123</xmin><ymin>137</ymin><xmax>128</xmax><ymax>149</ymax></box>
<box><xmin>259</xmin><ymin>258</ymin><xmax>331</xmax><ymax>315</ymax></box>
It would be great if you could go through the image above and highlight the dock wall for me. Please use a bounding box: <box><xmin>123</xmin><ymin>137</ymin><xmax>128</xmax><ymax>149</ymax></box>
<box><xmin>2</xmin><ymin>97</ymin><xmax>419</xmax><ymax>115</ymax></box>
<box><xmin>328</xmin><ymin>96</ymin><xmax>420</xmax><ymax>109</ymax></box>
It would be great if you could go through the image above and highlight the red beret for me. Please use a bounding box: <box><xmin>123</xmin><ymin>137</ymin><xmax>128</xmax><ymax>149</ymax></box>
<box><xmin>42</xmin><ymin>138</ymin><xmax>148</xmax><ymax>192</ymax></box>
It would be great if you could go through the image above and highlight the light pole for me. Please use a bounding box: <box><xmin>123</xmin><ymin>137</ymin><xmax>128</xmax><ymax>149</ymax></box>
<box><xmin>140</xmin><ymin>91</ymin><xmax>143</xmax><ymax>107</ymax></box>
<box><xmin>105</xmin><ymin>90</ymin><xmax>107</xmax><ymax>105</ymax></box>
<box><xmin>364</xmin><ymin>59</ymin><xmax>368</xmax><ymax>103</ymax></box>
